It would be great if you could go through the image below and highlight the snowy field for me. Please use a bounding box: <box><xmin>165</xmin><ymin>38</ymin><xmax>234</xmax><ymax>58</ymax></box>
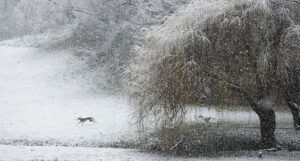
<box><xmin>1</xmin><ymin>145</ymin><xmax>300</xmax><ymax>161</ymax></box>
<box><xmin>0</xmin><ymin>46</ymin><xmax>137</xmax><ymax>147</ymax></box>
<box><xmin>1</xmin><ymin>45</ymin><xmax>300</xmax><ymax>160</ymax></box>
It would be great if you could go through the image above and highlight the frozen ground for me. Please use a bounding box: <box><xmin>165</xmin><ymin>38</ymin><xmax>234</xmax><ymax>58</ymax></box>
<box><xmin>0</xmin><ymin>46</ymin><xmax>137</xmax><ymax>147</ymax></box>
<box><xmin>1</xmin><ymin>145</ymin><xmax>300</xmax><ymax>161</ymax></box>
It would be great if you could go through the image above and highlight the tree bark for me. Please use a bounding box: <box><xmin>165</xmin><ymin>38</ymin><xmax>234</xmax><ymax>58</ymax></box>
<box><xmin>256</xmin><ymin>107</ymin><xmax>277</xmax><ymax>148</ymax></box>
<box><xmin>287</xmin><ymin>102</ymin><xmax>300</xmax><ymax>130</ymax></box>
<box><xmin>244</xmin><ymin>92</ymin><xmax>277</xmax><ymax>148</ymax></box>
<box><xmin>225</xmin><ymin>82</ymin><xmax>277</xmax><ymax>148</ymax></box>
<box><xmin>248</xmin><ymin>97</ymin><xmax>277</xmax><ymax>148</ymax></box>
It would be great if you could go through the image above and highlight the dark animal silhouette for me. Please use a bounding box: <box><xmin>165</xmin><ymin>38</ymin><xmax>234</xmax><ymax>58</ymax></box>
<box><xmin>77</xmin><ymin>117</ymin><xmax>96</xmax><ymax>125</ymax></box>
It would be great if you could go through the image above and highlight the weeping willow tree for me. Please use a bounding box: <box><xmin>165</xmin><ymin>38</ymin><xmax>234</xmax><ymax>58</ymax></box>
<box><xmin>278</xmin><ymin>25</ymin><xmax>300</xmax><ymax>130</ymax></box>
<box><xmin>127</xmin><ymin>0</ymin><xmax>300</xmax><ymax>148</ymax></box>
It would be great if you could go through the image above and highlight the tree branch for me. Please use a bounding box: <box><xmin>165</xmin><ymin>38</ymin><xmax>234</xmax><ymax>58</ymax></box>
<box><xmin>203</xmin><ymin>70</ymin><xmax>258</xmax><ymax>108</ymax></box>
<box><xmin>48</xmin><ymin>0</ymin><xmax>95</xmax><ymax>16</ymax></box>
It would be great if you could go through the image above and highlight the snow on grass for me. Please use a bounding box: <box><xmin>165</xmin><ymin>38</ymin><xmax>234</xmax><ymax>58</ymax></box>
<box><xmin>0</xmin><ymin>45</ymin><xmax>299</xmax><ymax>160</ymax></box>
<box><xmin>0</xmin><ymin>46</ymin><xmax>137</xmax><ymax>146</ymax></box>
<box><xmin>185</xmin><ymin>106</ymin><xmax>293</xmax><ymax>125</ymax></box>
<box><xmin>1</xmin><ymin>145</ymin><xmax>299</xmax><ymax>161</ymax></box>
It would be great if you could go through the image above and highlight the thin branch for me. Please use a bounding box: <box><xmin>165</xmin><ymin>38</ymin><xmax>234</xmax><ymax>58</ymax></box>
<box><xmin>102</xmin><ymin>0</ymin><xmax>111</xmax><ymax>5</ymax></box>
<box><xmin>170</xmin><ymin>137</ymin><xmax>184</xmax><ymax>151</ymax></box>
<box><xmin>118</xmin><ymin>0</ymin><xmax>137</xmax><ymax>7</ymax></box>
<box><xmin>203</xmin><ymin>70</ymin><xmax>258</xmax><ymax>108</ymax></box>
<box><xmin>271</xmin><ymin>0</ymin><xmax>300</xmax><ymax>6</ymax></box>
<box><xmin>288</xmin><ymin>101</ymin><xmax>300</xmax><ymax>110</ymax></box>
<box><xmin>48</xmin><ymin>0</ymin><xmax>95</xmax><ymax>16</ymax></box>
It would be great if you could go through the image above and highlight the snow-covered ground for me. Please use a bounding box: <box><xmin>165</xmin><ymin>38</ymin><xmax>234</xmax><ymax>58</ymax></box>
<box><xmin>186</xmin><ymin>106</ymin><xmax>293</xmax><ymax>125</ymax></box>
<box><xmin>0</xmin><ymin>46</ymin><xmax>137</xmax><ymax>147</ymax></box>
<box><xmin>1</xmin><ymin>45</ymin><xmax>299</xmax><ymax>160</ymax></box>
<box><xmin>1</xmin><ymin>145</ymin><xmax>300</xmax><ymax>161</ymax></box>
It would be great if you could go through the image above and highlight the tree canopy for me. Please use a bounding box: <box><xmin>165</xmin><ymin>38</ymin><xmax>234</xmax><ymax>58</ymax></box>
<box><xmin>127</xmin><ymin>0</ymin><xmax>300</xmax><ymax>137</ymax></box>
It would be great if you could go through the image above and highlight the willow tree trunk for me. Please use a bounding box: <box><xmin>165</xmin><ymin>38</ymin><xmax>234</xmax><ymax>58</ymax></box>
<box><xmin>287</xmin><ymin>102</ymin><xmax>300</xmax><ymax>130</ymax></box>
<box><xmin>252</xmin><ymin>105</ymin><xmax>276</xmax><ymax>148</ymax></box>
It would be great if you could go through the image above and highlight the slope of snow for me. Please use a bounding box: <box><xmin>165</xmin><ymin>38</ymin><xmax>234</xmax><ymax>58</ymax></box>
<box><xmin>0</xmin><ymin>46</ymin><xmax>136</xmax><ymax>146</ymax></box>
<box><xmin>0</xmin><ymin>26</ymin><xmax>74</xmax><ymax>48</ymax></box>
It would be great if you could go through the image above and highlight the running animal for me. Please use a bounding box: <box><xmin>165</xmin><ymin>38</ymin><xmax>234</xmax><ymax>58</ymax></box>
<box><xmin>77</xmin><ymin>117</ymin><xmax>96</xmax><ymax>125</ymax></box>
